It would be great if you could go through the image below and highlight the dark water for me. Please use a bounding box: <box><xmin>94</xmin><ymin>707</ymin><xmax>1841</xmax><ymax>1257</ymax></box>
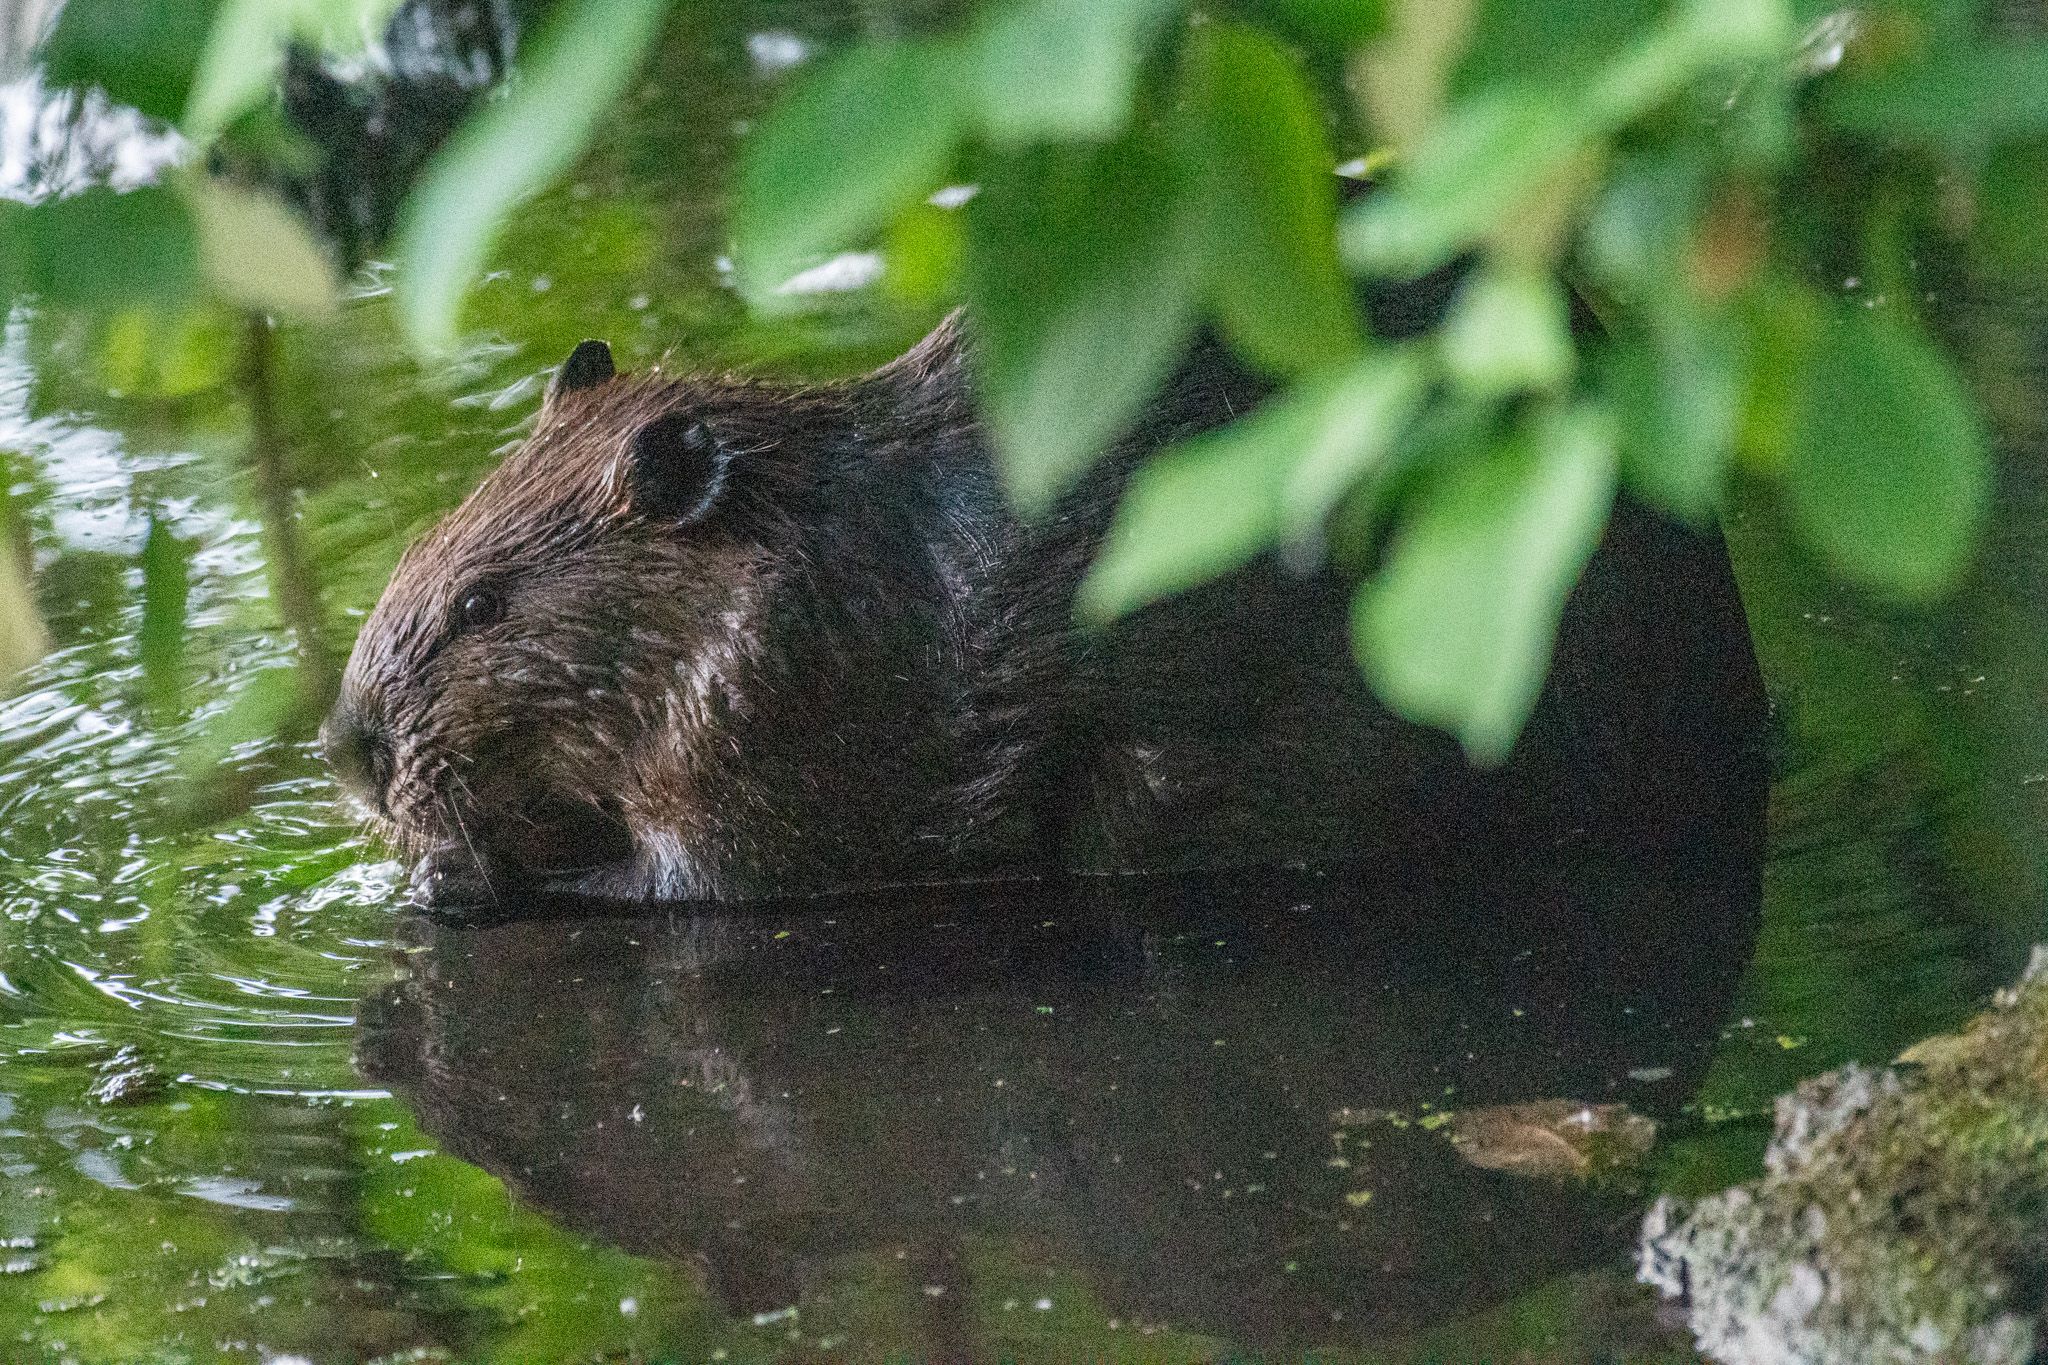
<box><xmin>4</xmin><ymin>7</ymin><xmax>2048</xmax><ymax>1362</ymax></box>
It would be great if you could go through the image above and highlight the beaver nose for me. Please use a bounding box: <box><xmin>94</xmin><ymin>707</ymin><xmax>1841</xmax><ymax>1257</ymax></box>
<box><xmin>320</xmin><ymin>705</ymin><xmax>392</xmax><ymax>812</ymax></box>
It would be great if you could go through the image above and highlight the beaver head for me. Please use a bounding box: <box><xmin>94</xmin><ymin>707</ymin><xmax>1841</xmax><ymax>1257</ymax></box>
<box><xmin>322</xmin><ymin>338</ymin><xmax>853</xmax><ymax>903</ymax></box>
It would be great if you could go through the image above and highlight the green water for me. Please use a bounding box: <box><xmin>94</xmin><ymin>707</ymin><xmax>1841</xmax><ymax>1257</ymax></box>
<box><xmin>5</xmin><ymin>10</ymin><xmax>2048</xmax><ymax>1362</ymax></box>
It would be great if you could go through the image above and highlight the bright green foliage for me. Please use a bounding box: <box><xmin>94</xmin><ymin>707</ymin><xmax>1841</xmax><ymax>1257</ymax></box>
<box><xmin>970</xmin><ymin>0</ymin><xmax>1182</xmax><ymax>144</ymax></box>
<box><xmin>1355</xmin><ymin>403</ymin><xmax>1618</xmax><ymax>762</ymax></box>
<box><xmin>392</xmin><ymin>0</ymin><xmax>671</xmax><ymax>353</ymax></box>
<box><xmin>1079</xmin><ymin>349</ymin><xmax>1426</xmax><ymax>620</ymax></box>
<box><xmin>5</xmin><ymin>0</ymin><xmax>2032</xmax><ymax>754</ymax></box>
<box><xmin>735</xmin><ymin>41</ymin><xmax>965</xmax><ymax>305</ymax></box>
<box><xmin>964</xmin><ymin>138</ymin><xmax>1210</xmax><ymax>512</ymax></box>
<box><xmin>1181</xmin><ymin>24</ymin><xmax>1362</xmax><ymax>377</ymax></box>
<box><xmin>1782</xmin><ymin>308</ymin><xmax>1991</xmax><ymax>600</ymax></box>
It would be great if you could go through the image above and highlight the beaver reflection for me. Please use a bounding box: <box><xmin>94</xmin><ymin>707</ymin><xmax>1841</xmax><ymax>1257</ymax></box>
<box><xmin>356</xmin><ymin>789</ymin><xmax>1763</xmax><ymax>1352</ymax></box>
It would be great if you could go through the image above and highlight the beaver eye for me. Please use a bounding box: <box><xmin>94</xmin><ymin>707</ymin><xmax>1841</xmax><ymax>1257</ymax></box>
<box><xmin>453</xmin><ymin>585</ymin><xmax>504</xmax><ymax>634</ymax></box>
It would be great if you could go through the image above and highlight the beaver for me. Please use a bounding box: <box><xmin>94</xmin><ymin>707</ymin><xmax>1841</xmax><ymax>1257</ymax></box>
<box><xmin>323</xmin><ymin>311</ymin><xmax>1765</xmax><ymax>907</ymax></box>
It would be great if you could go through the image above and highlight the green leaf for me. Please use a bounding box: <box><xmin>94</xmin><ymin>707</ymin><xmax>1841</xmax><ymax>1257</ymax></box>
<box><xmin>1341</xmin><ymin>88</ymin><xmax>1588</xmax><ymax>276</ymax></box>
<box><xmin>392</xmin><ymin>0</ymin><xmax>670</xmax><ymax>355</ymax></box>
<box><xmin>971</xmin><ymin>0</ymin><xmax>1181</xmax><ymax>145</ymax></box>
<box><xmin>0</xmin><ymin>189</ymin><xmax>200</xmax><ymax>306</ymax></box>
<box><xmin>1822</xmin><ymin>41</ymin><xmax>2048</xmax><ymax>149</ymax></box>
<box><xmin>184</xmin><ymin>177</ymin><xmax>340</xmax><ymax>317</ymax></box>
<box><xmin>1437</xmin><ymin>263</ymin><xmax>1574</xmax><ymax>398</ymax></box>
<box><xmin>184</xmin><ymin>0</ymin><xmax>406</xmax><ymax>135</ymax></box>
<box><xmin>40</xmin><ymin>0</ymin><xmax>224</xmax><ymax>124</ymax></box>
<box><xmin>1076</xmin><ymin>419</ymin><xmax>1285</xmax><ymax>624</ymax></box>
<box><xmin>735</xmin><ymin>41</ymin><xmax>964</xmax><ymax>304</ymax></box>
<box><xmin>1606</xmin><ymin>303</ymin><xmax>1744</xmax><ymax>523</ymax></box>
<box><xmin>1280</xmin><ymin>348</ymin><xmax>1431</xmax><ymax>540</ymax></box>
<box><xmin>1180</xmin><ymin>23</ymin><xmax>1361</xmax><ymax>376</ymax></box>
<box><xmin>1077</xmin><ymin>349</ymin><xmax>1427</xmax><ymax>621</ymax></box>
<box><xmin>1252</xmin><ymin>0</ymin><xmax>1388</xmax><ymax>49</ymax></box>
<box><xmin>1343</xmin><ymin>0</ymin><xmax>1788</xmax><ymax>276</ymax></box>
<box><xmin>1781</xmin><ymin>310</ymin><xmax>1989</xmax><ymax>600</ymax></box>
<box><xmin>965</xmin><ymin>140</ymin><xmax>1208</xmax><ymax>512</ymax></box>
<box><xmin>1355</xmin><ymin>402</ymin><xmax>1617</xmax><ymax>763</ymax></box>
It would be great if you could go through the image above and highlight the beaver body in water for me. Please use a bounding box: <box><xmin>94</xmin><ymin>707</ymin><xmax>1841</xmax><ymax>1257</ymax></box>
<box><xmin>323</xmin><ymin>311</ymin><xmax>1764</xmax><ymax>907</ymax></box>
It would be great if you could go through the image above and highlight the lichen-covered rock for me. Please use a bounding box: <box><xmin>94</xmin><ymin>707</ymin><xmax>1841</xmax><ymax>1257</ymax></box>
<box><xmin>1640</xmin><ymin>947</ymin><xmax>2048</xmax><ymax>1365</ymax></box>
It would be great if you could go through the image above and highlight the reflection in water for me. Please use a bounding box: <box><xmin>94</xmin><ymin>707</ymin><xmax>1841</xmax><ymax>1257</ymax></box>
<box><xmin>358</xmin><ymin>688</ymin><xmax>1766</xmax><ymax>1350</ymax></box>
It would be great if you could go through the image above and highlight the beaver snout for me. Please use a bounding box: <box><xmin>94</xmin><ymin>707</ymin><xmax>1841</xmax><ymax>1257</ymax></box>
<box><xmin>321</xmin><ymin>702</ymin><xmax>392</xmax><ymax>815</ymax></box>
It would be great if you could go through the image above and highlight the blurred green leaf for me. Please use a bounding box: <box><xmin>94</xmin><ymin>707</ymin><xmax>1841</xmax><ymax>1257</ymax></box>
<box><xmin>1180</xmin><ymin>23</ymin><xmax>1361</xmax><ymax>377</ymax></box>
<box><xmin>1822</xmin><ymin>42</ymin><xmax>2048</xmax><ymax>149</ymax></box>
<box><xmin>40</xmin><ymin>0</ymin><xmax>224</xmax><ymax>124</ymax></box>
<box><xmin>1781</xmin><ymin>309</ymin><xmax>1989</xmax><ymax>600</ymax></box>
<box><xmin>1076</xmin><ymin>417</ymin><xmax>1285</xmax><ymax>624</ymax></box>
<box><xmin>1281</xmin><ymin>348</ymin><xmax>1431</xmax><ymax>540</ymax></box>
<box><xmin>393</xmin><ymin>0</ymin><xmax>670</xmax><ymax>354</ymax></box>
<box><xmin>1453</xmin><ymin>0</ymin><xmax>1662</xmax><ymax>93</ymax></box>
<box><xmin>1342</xmin><ymin>89</ymin><xmax>1587</xmax><ymax>276</ymax></box>
<box><xmin>0</xmin><ymin>189</ymin><xmax>200</xmax><ymax>306</ymax></box>
<box><xmin>185</xmin><ymin>177</ymin><xmax>339</xmax><ymax>318</ymax></box>
<box><xmin>1581</xmin><ymin>151</ymin><xmax>1713</xmax><ymax>291</ymax></box>
<box><xmin>1976</xmin><ymin>140</ymin><xmax>2048</xmax><ymax>272</ymax></box>
<box><xmin>971</xmin><ymin>0</ymin><xmax>1181</xmax><ymax>145</ymax></box>
<box><xmin>184</xmin><ymin>0</ymin><xmax>405</xmax><ymax>135</ymax></box>
<box><xmin>965</xmin><ymin>139</ymin><xmax>1207</xmax><ymax>512</ymax></box>
<box><xmin>1356</xmin><ymin>0</ymin><xmax>1477</xmax><ymax>151</ymax></box>
<box><xmin>1078</xmin><ymin>348</ymin><xmax>1426</xmax><ymax>621</ymax></box>
<box><xmin>735</xmin><ymin>41</ymin><xmax>963</xmax><ymax>304</ymax></box>
<box><xmin>1438</xmin><ymin>263</ymin><xmax>1574</xmax><ymax>398</ymax></box>
<box><xmin>1356</xmin><ymin>403</ymin><xmax>1616</xmax><ymax>762</ymax></box>
<box><xmin>1344</xmin><ymin>0</ymin><xmax>1788</xmax><ymax>275</ymax></box>
<box><xmin>1251</xmin><ymin>0</ymin><xmax>1388</xmax><ymax>49</ymax></box>
<box><xmin>1606</xmin><ymin>303</ymin><xmax>1745</xmax><ymax>523</ymax></box>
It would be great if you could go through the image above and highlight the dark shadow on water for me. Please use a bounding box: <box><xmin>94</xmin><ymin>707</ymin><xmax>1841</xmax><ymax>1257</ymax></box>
<box><xmin>357</xmin><ymin>775</ymin><xmax>1765</xmax><ymax>1350</ymax></box>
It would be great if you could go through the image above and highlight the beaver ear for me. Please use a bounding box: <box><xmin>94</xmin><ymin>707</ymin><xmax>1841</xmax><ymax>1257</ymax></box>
<box><xmin>624</xmin><ymin>413</ymin><xmax>730</xmax><ymax>524</ymax></box>
<box><xmin>548</xmin><ymin>339</ymin><xmax>614</xmax><ymax>403</ymax></box>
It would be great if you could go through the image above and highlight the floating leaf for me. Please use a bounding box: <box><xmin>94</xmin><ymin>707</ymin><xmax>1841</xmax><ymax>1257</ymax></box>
<box><xmin>970</xmin><ymin>0</ymin><xmax>1181</xmax><ymax>145</ymax></box>
<box><xmin>1780</xmin><ymin>309</ymin><xmax>1989</xmax><ymax>600</ymax></box>
<box><xmin>1180</xmin><ymin>23</ymin><xmax>1361</xmax><ymax>376</ymax></box>
<box><xmin>393</xmin><ymin>0</ymin><xmax>671</xmax><ymax>354</ymax></box>
<box><xmin>735</xmin><ymin>41</ymin><xmax>964</xmax><ymax>304</ymax></box>
<box><xmin>185</xmin><ymin>177</ymin><xmax>340</xmax><ymax>317</ymax></box>
<box><xmin>1355</xmin><ymin>402</ymin><xmax>1617</xmax><ymax>762</ymax></box>
<box><xmin>965</xmin><ymin>139</ymin><xmax>1207</xmax><ymax>512</ymax></box>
